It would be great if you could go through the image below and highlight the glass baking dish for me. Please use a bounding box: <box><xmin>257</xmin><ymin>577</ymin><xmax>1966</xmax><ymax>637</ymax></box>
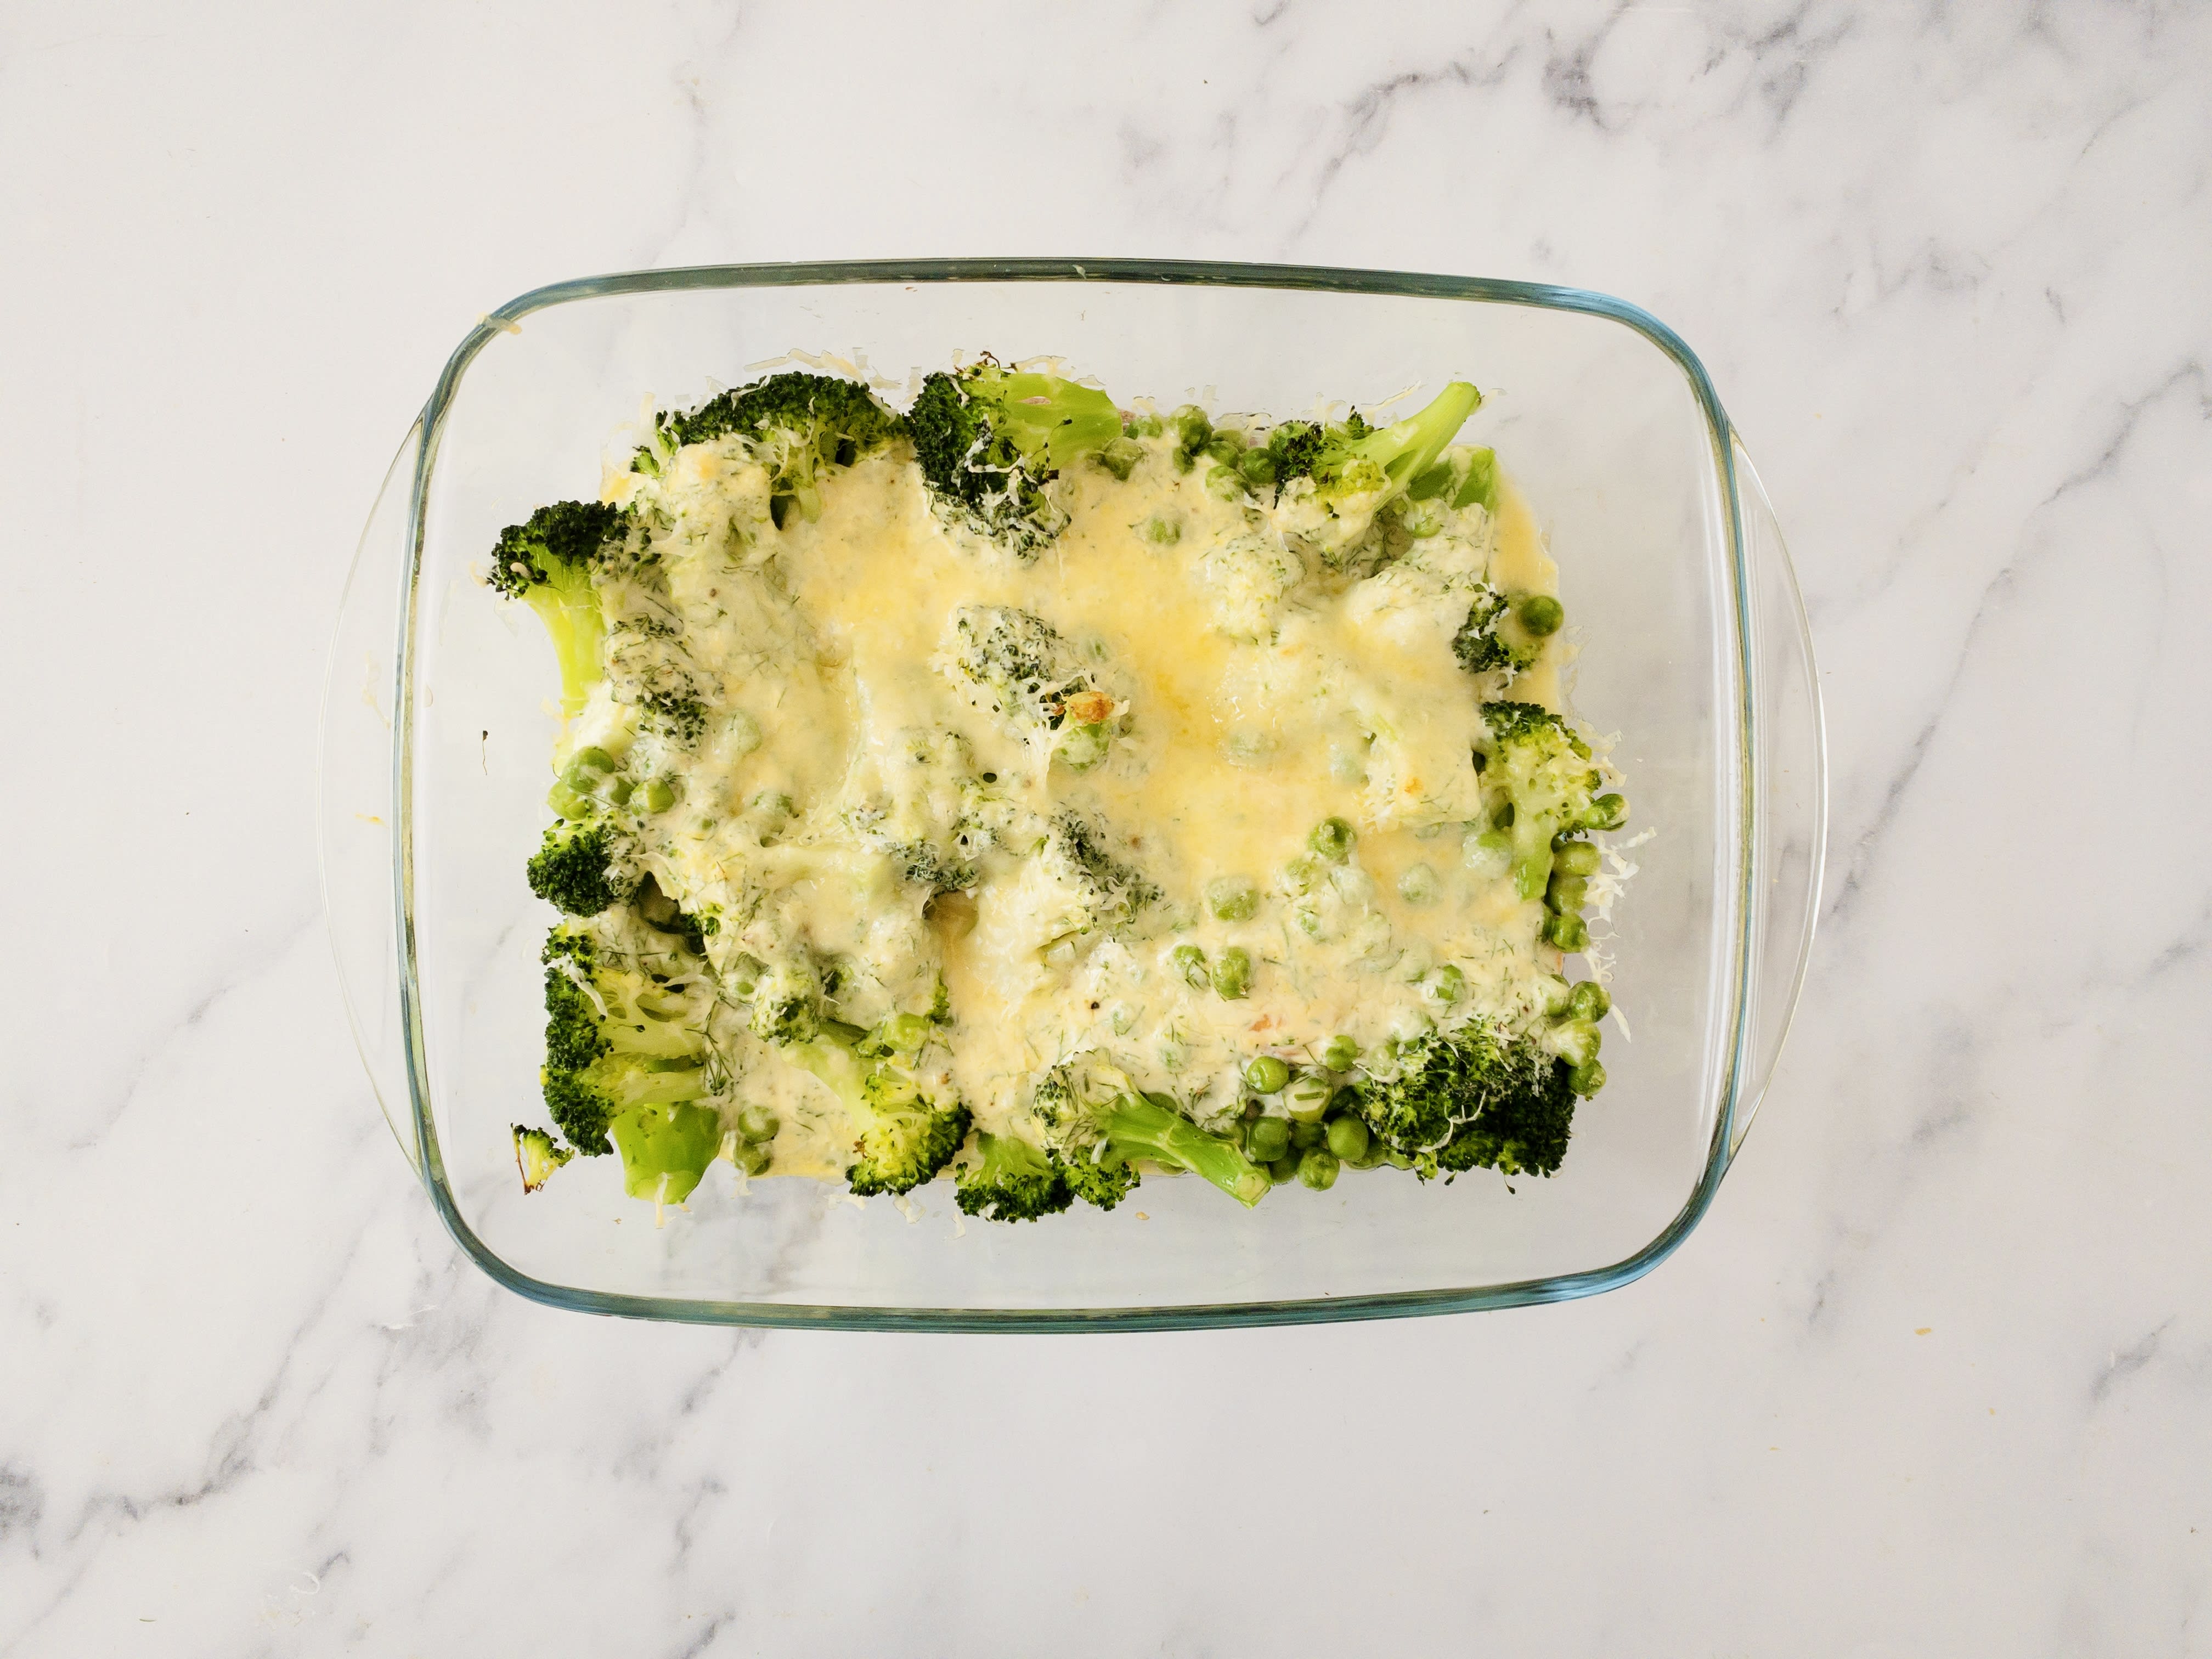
<box><xmin>319</xmin><ymin>259</ymin><xmax>1824</xmax><ymax>1330</ymax></box>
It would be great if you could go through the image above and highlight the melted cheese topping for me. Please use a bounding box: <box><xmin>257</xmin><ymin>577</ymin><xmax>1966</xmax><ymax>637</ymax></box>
<box><xmin>575</xmin><ymin>426</ymin><xmax>1580</xmax><ymax>1172</ymax></box>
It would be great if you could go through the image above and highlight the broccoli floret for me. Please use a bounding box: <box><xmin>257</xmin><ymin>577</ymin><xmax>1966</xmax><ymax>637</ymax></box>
<box><xmin>1452</xmin><ymin>588</ymin><xmax>1540</xmax><ymax>677</ymax></box>
<box><xmin>890</xmin><ymin>844</ymin><xmax>978</xmax><ymax>893</ymax></box>
<box><xmin>770</xmin><ymin>1014</ymin><xmax>970</xmax><ymax>1197</ymax></box>
<box><xmin>1267</xmin><ymin>382</ymin><xmax>1481</xmax><ymax>517</ymax></box>
<box><xmin>486</xmin><ymin>501</ymin><xmax>625</xmax><ymax>719</ymax></box>
<box><xmin>1056</xmin><ymin>1143</ymin><xmax>1143</xmax><ymax>1211</ymax></box>
<box><xmin>845</xmin><ymin>727</ymin><xmax>987</xmax><ymax>890</ymax></box>
<box><xmin>1039</xmin><ymin>811</ymin><xmax>1160</xmax><ymax>939</ymax></box>
<box><xmin>1432</xmin><ymin>1043</ymin><xmax>1577</xmax><ymax>1179</ymax></box>
<box><xmin>1476</xmin><ymin>701</ymin><xmax>1617</xmax><ymax>902</ymax></box>
<box><xmin>723</xmin><ymin>949</ymin><xmax>826</xmax><ymax>1046</ymax></box>
<box><xmin>1032</xmin><ymin>1074</ymin><xmax>1269</xmax><ymax>1209</ymax></box>
<box><xmin>910</xmin><ymin>360</ymin><xmax>1122</xmax><ymax>557</ymax></box>
<box><xmin>637</xmin><ymin>689</ymin><xmax>707</xmax><ymax>744</ymax></box>
<box><xmin>1352</xmin><ymin>1020</ymin><xmax>1578</xmax><ymax>1179</ymax></box>
<box><xmin>512</xmin><ymin>1124</ymin><xmax>574</xmax><ymax>1193</ymax></box>
<box><xmin>539</xmin><ymin>926</ymin><xmax>713</xmax><ymax>1155</ymax></box>
<box><xmin>940</xmin><ymin>605</ymin><xmax>1121</xmax><ymax>769</ymax></box>
<box><xmin>1454</xmin><ymin>582</ymin><xmax>1563</xmax><ymax>680</ymax></box>
<box><xmin>526</xmin><ymin>821</ymin><xmax>631</xmax><ymax>917</ymax></box>
<box><xmin>955</xmin><ymin>1131</ymin><xmax>1075</xmax><ymax>1223</ymax></box>
<box><xmin>634</xmin><ymin>371</ymin><xmax>905</xmax><ymax>527</ymax></box>
<box><xmin>942</xmin><ymin>605</ymin><xmax>1068</xmax><ymax>723</ymax></box>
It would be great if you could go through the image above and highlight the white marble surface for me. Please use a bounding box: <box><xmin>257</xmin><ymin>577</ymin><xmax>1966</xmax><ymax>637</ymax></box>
<box><xmin>5</xmin><ymin>2</ymin><xmax>2209</xmax><ymax>1652</ymax></box>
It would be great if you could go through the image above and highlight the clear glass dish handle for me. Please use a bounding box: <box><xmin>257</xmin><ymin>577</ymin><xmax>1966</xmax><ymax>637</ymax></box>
<box><xmin>318</xmin><ymin>427</ymin><xmax>424</xmax><ymax>1175</ymax></box>
<box><xmin>1730</xmin><ymin>432</ymin><xmax>1827</xmax><ymax>1160</ymax></box>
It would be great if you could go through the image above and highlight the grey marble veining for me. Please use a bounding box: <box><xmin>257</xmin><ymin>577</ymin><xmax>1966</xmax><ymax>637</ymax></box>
<box><xmin>3</xmin><ymin>2</ymin><xmax>2208</xmax><ymax>1653</ymax></box>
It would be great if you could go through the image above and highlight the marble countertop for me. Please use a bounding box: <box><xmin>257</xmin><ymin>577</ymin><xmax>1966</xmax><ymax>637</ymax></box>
<box><xmin>5</xmin><ymin>3</ymin><xmax>2208</xmax><ymax>1653</ymax></box>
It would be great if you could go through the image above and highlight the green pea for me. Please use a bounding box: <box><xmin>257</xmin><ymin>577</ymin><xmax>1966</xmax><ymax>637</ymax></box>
<box><xmin>1319</xmin><ymin>1034</ymin><xmax>1361</xmax><ymax>1072</ymax></box>
<box><xmin>733</xmin><ymin>1140</ymin><xmax>772</xmax><ymax>1176</ymax></box>
<box><xmin>642</xmin><ymin>779</ymin><xmax>677</xmax><ymax>814</ymax></box>
<box><xmin>1170</xmin><ymin>405</ymin><xmax>1212</xmax><ymax>450</ymax></box>
<box><xmin>1281</xmin><ymin>854</ymin><xmax>1322</xmax><ymax>894</ymax></box>
<box><xmin>1297</xmin><ymin>1148</ymin><xmax>1341</xmax><ymax>1190</ymax></box>
<box><xmin>1425</xmin><ymin>964</ymin><xmax>1466</xmax><ymax>1005</ymax></box>
<box><xmin>1325</xmin><ymin>1114</ymin><xmax>1371</xmax><ymax>1161</ymax></box>
<box><xmin>721</xmin><ymin>708</ymin><xmax>763</xmax><ymax>757</ymax></box>
<box><xmin>1547</xmin><ymin>873</ymin><xmax>1589</xmax><ymax>913</ymax></box>
<box><xmin>604</xmin><ymin>776</ymin><xmax>634</xmax><ymax>806</ymax></box>
<box><xmin>1400</xmin><ymin>500</ymin><xmax>1446</xmax><ymax>538</ymax></box>
<box><xmin>1567</xmin><ymin>980</ymin><xmax>1611</xmax><ymax>1023</ymax></box>
<box><xmin>1554</xmin><ymin>840</ymin><xmax>1601</xmax><ymax>877</ymax></box>
<box><xmin>1310</xmin><ymin>817</ymin><xmax>1357</xmax><ymax>862</ymax></box>
<box><xmin>1568</xmin><ymin>1059</ymin><xmax>1607</xmax><ymax>1097</ymax></box>
<box><xmin>1233</xmin><ymin>446</ymin><xmax>1276</xmax><ymax>487</ymax></box>
<box><xmin>1094</xmin><ymin>436</ymin><xmax>1146</xmax><ymax>481</ymax></box>
<box><xmin>1171</xmin><ymin>943</ymin><xmax>1210</xmax><ymax>991</ymax></box>
<box><xmin>1545</xmin><ymin>912</ymin><xmax>1590</xmax><ymax>952</ymax></box>
<box><xmin>1283</xmin><ymin>1074</ymin><xmax>1334</xmax><ymax>1121</ymax></box>
<box><xmin>1556</xmin><ymin>1019</ymin><xmax>1602</xmax><ymax>1068</ymax></box>
<box><xmin>1582</xmin><ymin>793</ymin><xmax>1628</xmax><ymax>831</ymax></box>
<box><xmin>1519</xmin><ymin>595</ymin><xmax>1565</xmax><ymax>637</ymax></box>
<box><xmin>1203</xmin><ymin>431</ymin><xmax>1247</xmax><ymax>462</ymax></box>
<box><xmin>1203</xmin><ymin>462</ymin><xmax>1247</xmax><ymax>501</ymax></box>
<box><xmin>737</xmin><ymin>1104</ymin><xmax>781</xmax><ymax>1143</ymax></box>
<box><xmin>1246</xmin><ymin>1115</ymin><xmax>1291</xmax><ymax>1163</ymax></box>
<box><xmin>1057</xmin><ymin>722</ymin><xmax>1112</xmax><ymax>771</ymax></box>
<box><xmin>548</xmin><ymin>783</ymin><xmax>594</xmax><ymax>821</ymax></box>
<box><xmin>1206</xmin><ymin>876</ymin><xmax>1260</xmax><ymax>922</ymax></box>
<box><xmin>1290</xmin><ymin>1119</ymin><xmax>1327</xmax><ymax>1150</ymax></box>
<box><xmin>1542</xmin><ymin>977</ymin><xmax>1575</xmax><ymax>1018</ymax></box>
<box><xmin>1268</xmin><ymin>1153</ymin><xmax>1304</xmax><ymax>1185</ymax></box>
<box><xmin>1397</xmin><ymin>862</ymin><xmax>1440</xmax><ymax>905</ymax></box>
<box><xmin>1244</xmin><ymin>1054</ymin><xmax>1291</xmax><ymax>1094</ymax></box>
<box><xmin>1142</xmin><ymin>513</ymin><xmax>1182</xmax><ymax>546</ymax></box>
<box><xmin>1212</xmin><ymin>947</ymin><xmax>1252</xmax><ymax>1000</ymax></box>
<box><xmin>751</xmin><ymin>790</ymin><xmax>795</xmax><ymax>818</ymax></box>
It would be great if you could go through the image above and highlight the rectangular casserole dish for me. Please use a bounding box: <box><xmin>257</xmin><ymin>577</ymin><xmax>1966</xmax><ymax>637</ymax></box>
<box><xmin>319</xmin><ymin>259</ymin><xmax>1824</xmax><ymax>1330</ymax></box>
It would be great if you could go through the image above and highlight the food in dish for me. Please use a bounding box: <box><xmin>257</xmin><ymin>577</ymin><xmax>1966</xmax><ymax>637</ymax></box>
<box><xmin>489</xmin><ymin>360</ymin><xmax>1629</xmax><ymax>1218</ymax></box>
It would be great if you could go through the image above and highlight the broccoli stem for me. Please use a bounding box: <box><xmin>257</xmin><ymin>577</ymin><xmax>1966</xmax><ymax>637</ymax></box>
<box><xmin>608</xmin><ymin>1102</ymin><xmax>723</xmax><ymax>1204</ymax></box>
<box><xmin>1356</xmin><ymin>382</ymin><xmax>1481</xmax><ymax>497</ymax></box>
<box><xmin>522</xmin><ymin>563</ymin><xmax>607</xmax><ymax>720</ymax></box>
<box><xmin>980</xmin><ymin>370</ymin><xmax>1122</xmax><ymax>470</ymax></box>
<box><xmin>1100</xmin><ymin>1093</ymin><xmax>1270</xmax><ymax>1207</ymax></box>
<box><xmin>1511</xmin><ymin>819</ymin><xmax>1556</xmax><ymax>903</ymax></box>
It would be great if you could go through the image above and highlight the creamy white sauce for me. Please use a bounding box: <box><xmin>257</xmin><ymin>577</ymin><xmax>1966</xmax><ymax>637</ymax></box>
<box><xmin>572</xmin><ymin>424</ymin><xmax>1584</xmax><ymax>1177</ymax></box>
